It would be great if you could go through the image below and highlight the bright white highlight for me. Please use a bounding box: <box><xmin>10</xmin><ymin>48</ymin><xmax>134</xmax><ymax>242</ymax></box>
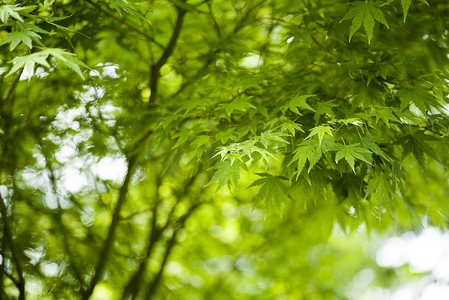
<box><xmin>239</xmin><ymin>53</ymin><xmax>263</xmax><ymax>68</ymax></box>
<box><xmin>92</xmin><ymin>156</ymin><xmax>127</xmax><ymax>182</ymax></box>
<box><xmin>376</xmin><ymin>227</ymin><xmax>449</xmax><ymax>300</ymax></box>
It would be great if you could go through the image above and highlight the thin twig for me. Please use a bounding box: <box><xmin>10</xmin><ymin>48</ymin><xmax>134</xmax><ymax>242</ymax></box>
<box><xmin>143</xmin><ymin>203</ymin><xmax>202</xmax><ymax>299</ymax></box>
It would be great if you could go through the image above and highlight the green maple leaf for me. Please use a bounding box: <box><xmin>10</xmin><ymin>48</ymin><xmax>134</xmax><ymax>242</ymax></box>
<box><xmin>0</xmin><ymin>22</ymin><xmax>51</xmax><ymax>51</ymax></box>
<box><xmin>280</xmin><ymin>119</ymin><xmax>303</xmax><ymax>136</ymax></box>
<box><xmin>44</xmin><ymin>48</ymin><xmax>89</xmax><ymax>79</ymax></box>
<box><xmin>207</xmin><ymin>160</ymin><xmax>242</xmax><ymax>191</ymax></box>
<box><xmin>399</xmin><ymin>132</ymin><xmax>440</xmax><ymax>167</ymax></box>
<box><xmin>216</xmin><ymin>128</ymin><xmax>237</xmax><ymax>144</ymax></box>
<box><xmin>6</xmin><ymin>51</ymin><xmax>50</xmax><ymax>77</ymax></box>
<box><xmin>376</xmin><ymin>107</ymin><xmax>399</xmax><ymax>128</ymax></box>
<box><xmin>402</xmin><ymin>0</ymin><xmax>429</xmax><ymax>22</ymax></box>
<box><xmin>306</xmin><ymin>125</ymin><xmax>333</xmax><ymax>146</ymax></box>
<box><xmin>0</xmin><ymin>5</ymin><xmax>35</xmax><ymax>23</ymax></box>
<box><xmin>289</xmin><ymin>145</ymin><xmax>310</xmax><ymax>178</ymax></box>
<box><xmin>173</xmin><ymin>128</ymin><xmax>191</xmax><ymax>148</ymax></box>
<box><xmin>0</xmin><ymin>30</ymin><xmax>42</xmax><ymax>51</ymax></box>
<box><xmin>401</xmin><ymin>0</ymin><xmax>411</xmax><ymax>22</ymax></box>
<box><xmin>335</xmin><ymin>143</ymin><xmax>372</xmax><ymax>172</ymax></box>
<box><xmin>307</xmin><ymin>145</ymin><xmax>322</xmax><ymax>173</ymax></box>
<box><xmin>249</xmin><ymin>173</ymin><xmax>288</xmax><ymax>208</ymax></box>
<box><xmin>7</xmin><ymin>48</ymin><xmax>90</xmax><ymax>80</ymax></box>
<box><xmin>340</xmin><ymin>1</ymin><xmax>389</xmax><ymax>43</ymax></box>
<box><xmin>314</xmin><ymin>101</ymin><xmax>336</xmax><ymax>125</ymax></box>
<box><xmin>176</xmin><ymin>97</ymin><xmax>208</xmax><ymax>114</ymax></box>
<box><xmin>396</xmin><ymin>86</ymin><xmax>441</xmax><ymax>115</ymax></box>
<box><xmin>259</xmin><ymin>130</ymin><xmax>289</xmax><ymax>148</ymax></box>
<box><xmin>361</xmin><ymin>137</ymin><xmax>388</xmax><ymax>160</ymax></box>
<box><xmin>366</xmin><ymin>171</ymin><xmax>392</xmax><ymax>205</ymax></box>
<box><xmin>289</xmin><ymin>140</ymin><xmax>325</xmax><ymax>179</ymax></box>
<box><xmin>219</xmin><ymin>96</ymin><xmax>256</xmax><ymax>116</ymax></box>
<box><xmin>287</xmin><ymin>94</ymin><xmax>315</xmax><ymax>115</ymax></box>
<box><xmin>110</xmin><ymin>0</ymin><xmax>148</xmax><ymax>22</ymax></box>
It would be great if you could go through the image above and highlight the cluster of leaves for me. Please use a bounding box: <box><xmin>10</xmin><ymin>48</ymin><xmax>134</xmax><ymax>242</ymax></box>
<box><xmin>1</xmin><ymin>0</ymin><xmax>449</xmax><ymax>299</ymax></box>
<box><xmin>0</xmin><ymin>3</ymin><xmax>87</xmax><ymax>78</ymax></box>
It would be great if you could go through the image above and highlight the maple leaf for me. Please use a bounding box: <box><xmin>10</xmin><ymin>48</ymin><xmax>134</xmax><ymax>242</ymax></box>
<box><xmin>173</xmin><ymin>127</ymin><xmax>191</xmax><ymax>148</ymax></box>
<box><xmin>314</xmin><ymin>101</ymin><xmax>337</xmax><ymax>125</ymax></box>
<box><xmin>44</xmin><ymin>48</ymin><xmax>89</xmax><ymax>79</ymax></box>
<box><xmin>215</xmin><ymin>128</ymin><xmax>237</xmax><ymax>144</ymax></box>
<box><xmin>249</xmin><ymin>173</ymin><xmax>288</xmax><ymax>208</ymax></box>
<box><xmin>340</xmin><ymin>1</ymin><xmax>389</xmax><ymax>43</ymax></box>
<box><xmin>0</xmin><ymin>30</ymin><xmax>42</xmax><ymax>51</ymax></box>
<box><xmin>376</xmin><ymin>107</ymin><xmax>399</xmax><ymax>128</ymax></box>
<box><xmin>335</xmin><ymin>143</ymin><xmax>372</xmax><ymax>172</ymax></box>
<box><xmin>361</xmin><ymin>137</ymin><xmax>388</xmax><ymax>160</ymax></box>
<box><xmin>289</xmin><ymin>140</ymin><xmax>326</xmax><ymax>179</ymax></box>
<box><xmin>338</xmin><ymin>118</ymin><xmax>363</xmax><ymax>126</ymax></box>
<box><xmin>286</xmin><ymin>94</ymin><xmax>315</xmax><ymax>115</ymax></box>
<box><xmin>396</xmin><ymin>86</ymin><xmax>441</xmax><ymax>115</ymax></box>
<box><xmin>306</xmin><ymin>125</ymin><xmax>333</xmax><ymax>146</ymax></box>
<box><xmin>110</xmin><ymin>0</ymin><xmax>149</xmax><ymax>22</ymax></box>
<box><xmin>6</xmin><ymin>48</ymin><xmax>89</xmax><ymax>79</ymax></box>
<box><xmin>218</xmin><ymin>96</ymin><xmax>256</xmax><ymax>116</ymax></box>
<box><xmin>6</xmin><ymin>51</ymin><xmax>50</xmax><ymax>77</ymax></box>
<box><xmin>399</xmin><ymin>132</ymin><xmax>440</xmax><ymax>167</ymax></box>
<box><xmin>289</xmin><ymin>145</ymin><xmax>310</xmax><ymax>178</ymax></box>
<box><xmin>207</xmin><ymin>160</ymin><xmax>242</xmax><ymax>191</ymax></box>
<box><xmin>259</xmin><ymin>130</ymin><xmax>289</xmax><ymax>148</ymax></box>
<box><xmin>192</xmin><ymin>135</ymin><xmax>210</xmax><ymax>160</ymax></box>
<box><xmin>401</xmin><ymin>0</ymin><xmax>429</xmax><ymax>22</ymax></box>
<box><xmin>0</xmin><ymin>5</ymin><xmax>35</xmax><ymax>23</ymax></box>
<box><xmin>401</xmin><ymin>0</ymin><xmax>411</xmax><ymax>22</ymax></box>
<box><xmin>280</xmin><ymin>119</ymin><xmax>303</xmax><ymax>136</ymax></box>
<box><xmin>366</xmin><ymin>171</ymin><xmax>392</xmax><ymax>206</ymax></box>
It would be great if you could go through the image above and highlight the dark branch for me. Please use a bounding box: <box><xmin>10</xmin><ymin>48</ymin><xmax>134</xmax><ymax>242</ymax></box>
<box><xmin>2</xmin><ymin>70</ymin><xmax>22</xmax><ymax>104</ymax></box>
<box><xmin>148</xmin><ymin>6</ymin><xmax>187</xmax><ymax>102</ymax></box>
<box><xmin>83</xmin><ymin>154</ymin><xmax>138</xmax><ymax>299</ymax></box>
<box><xmin>0</xmin><ymin>194</ymin><xmax>25</xmax><ymax>300</ymax></box>
<box><xmin>143</xmin><ymin>203</ymin><xmax>202</xmax><ymax>299</ymax></box>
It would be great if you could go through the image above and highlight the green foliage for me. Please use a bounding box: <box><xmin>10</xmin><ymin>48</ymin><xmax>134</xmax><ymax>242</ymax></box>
<box><xmin>1</xmin><ymin>0</ymin><xmax>449</xmax><ymax>298</ymax></box>
<box><xmin>306</xmin><ymin>125</ymin><xmax>333</xmax><ymax>146</ymax></box>
<box><xmin>249</xmin><ymin>173</ymin><xmax>288</xmax><ymax>208</ymax></box>
<box><xmin>0</xmin><ymin>4</ymin><xmax>35</xmax><ymax>22</ymax></box>
<box><xmin>207</xmin><ymin>160</ymin><xmax>243</xmax><ymax>191</ymax></box>
<box><xmin>366</xmin><ymin>171</ymin><xmax>392</xmax><ymax>206</ymax></box>
<box><xmin>335</xmin><ymin>143</ymin><xmax>372</xmax><ymax>172</ymax></box>
<box><xmin>340</xmin><ymin>1</ymin><xmax>389</xmax><ymax>43</ymax></box>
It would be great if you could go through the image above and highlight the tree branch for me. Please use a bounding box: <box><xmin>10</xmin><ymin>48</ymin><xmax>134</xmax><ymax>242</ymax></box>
<box><xmin>148</xmin><ymin>6</ymin><xmax>187</xmax><ymax>102</ymax></box>
<box><xmin>123</xmin><ymin>170</ymin><xmax>202</xmax><ymax>299</ymax></box>
<box><xmin>143</xmin><ymin>203</ymin><xmax>202</xmax><ymax>299</ymax></box>
<box><xmin>82</xmin><ymin>154</ymin><xmax>138</xmax><ymax>299</ymax></box>
<box><xmin>36</xmin><ymin>138</ymin><xmax>86</xmax><ymax>289</ymax></box>
<box><xmin>1</xmin><ymin>265</ymin><xmax>19</xmax><ymax>287</ymax></box>
<box><xmin>2</xmin><ymin>69</ymin><xmax>22</xmax><ymax>104</ymax></box>
<box><xmin>0</xmin><ymin>194</ymin><xmax>25</xmax><ymax>300</ymax></box>
<box><xmin>122</xmin><ymin>177</ymin><xmax>163</xmax><ymax>299</ymax></box>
